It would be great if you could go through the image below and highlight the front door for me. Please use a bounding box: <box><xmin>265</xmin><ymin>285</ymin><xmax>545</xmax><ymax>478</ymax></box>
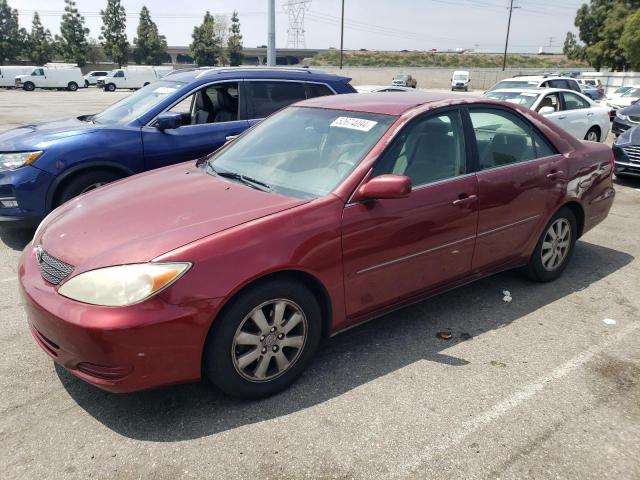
<box><xmin>141</xmin><ymin>81</ymin><xmax>249</xmax><ymax>168</ymax></box>
<box><xmin>467</xmin><ymin>106</ymin><xmax>567</xmax><ymax>271</ymax></box>
<box><xmin>342</xmin><ymin>108</ymin><xmax>479</xmax><ymax>318</ymax></box>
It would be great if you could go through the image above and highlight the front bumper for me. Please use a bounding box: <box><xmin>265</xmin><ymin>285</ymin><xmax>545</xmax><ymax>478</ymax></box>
<box><xmin>19</xmin><ymin>245</ymin><xmax>222</xmax><ymax>393</ymax></box>
<box><xmin>0</xmin><ymin>165</ymin><xmax>53</xmax><ymax>226</ymax></box>
<box><xmin>612</xmin><ymin>117</ymin><xmax>638</xmax><ymax>136</ymax></box>
<box><xmin>613</xmin><ymin>145</ymin><xmax>640</xmax><ymax>177</ymax></box>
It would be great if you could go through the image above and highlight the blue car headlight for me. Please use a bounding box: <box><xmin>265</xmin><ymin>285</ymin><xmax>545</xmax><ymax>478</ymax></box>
<box><xmin>0</xmin><ymin>151</ymin><xmax>43</xmax><ymax>171</ymax></box>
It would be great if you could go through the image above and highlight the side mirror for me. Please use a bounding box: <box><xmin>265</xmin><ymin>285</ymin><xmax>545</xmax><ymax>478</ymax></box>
<box><xmin>538</xmin><ymin>106</ymin><xmax>555</xmax><ymax>115</ymax></box>
<box><xmin>358</xmin><ymin>174</ymin><xmax>411</xmax><ymax>200</ymax></box>
<box><xmin>156</xmin><ymin>112</ymin><xmax>182</xmax><ymax>131</ymax></box>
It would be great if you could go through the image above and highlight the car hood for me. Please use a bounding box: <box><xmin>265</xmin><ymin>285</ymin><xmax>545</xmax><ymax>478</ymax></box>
<box><xmin>611</xmin><ymin>97</ymin><xmax>639</xmax><ymax>108</ymax></box>
<box><xmin>0</xmin><ymin>117</ymin><xmax>98</xmax><ymax>150</ymax></box>
<box><xmin>616</xmin><ymin>125</ymin><xmax>640</xmax><ymax>145</ymax></box>
<box><xmin>37</xmin><ymin>162</ymin><xmax>309</xmax><ymax>271</ymax></box>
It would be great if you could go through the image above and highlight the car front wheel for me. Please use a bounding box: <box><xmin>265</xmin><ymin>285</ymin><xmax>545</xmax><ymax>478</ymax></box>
<box><xmin>584</xmin><ymin>127</ymin><xmax>600</xmax><ymax>142</ymax></box>
<box><xmin>525</xmin><ymin>207</ymin><xmax>577</xmax><ymax>282</ymax></box>
<box><xmin>204</xmin><ymin>278</ymin><xmax>322</xmax><ymax>399</ymax></box>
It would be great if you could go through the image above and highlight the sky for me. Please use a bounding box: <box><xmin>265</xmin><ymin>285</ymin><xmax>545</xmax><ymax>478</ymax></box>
<box><xmin>15</xmin><ymin>0</ymin><xmax>586</xmax><ymax>53</ymax></box>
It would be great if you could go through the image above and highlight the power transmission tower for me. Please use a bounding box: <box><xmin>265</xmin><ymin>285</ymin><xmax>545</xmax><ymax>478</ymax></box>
<box><xmin>283</xmin><ymin>0</ymin><xmax>312</xmax><ymax>48</ymax></box>
<box><xmin>502</xmin><ymin>0</ymin><xmax>521</xmax><ymax>71</ymax></box>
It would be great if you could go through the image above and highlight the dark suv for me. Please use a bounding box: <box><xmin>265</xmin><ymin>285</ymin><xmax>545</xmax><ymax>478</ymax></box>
<box><xmin>0</xmin><ymin>67</ymin><xmax>355</xmax><ymax>226</ymax></box>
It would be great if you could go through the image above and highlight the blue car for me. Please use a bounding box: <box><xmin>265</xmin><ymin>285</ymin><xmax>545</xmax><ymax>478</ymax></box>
<box><xmin>0</xmin><ymin>67</ymin><xmax>355</xmax><ymax>227</ymax></box>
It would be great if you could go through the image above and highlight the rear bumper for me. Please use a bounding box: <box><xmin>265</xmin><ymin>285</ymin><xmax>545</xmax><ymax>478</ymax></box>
<box><xmin>19</xmin><ymin>245</ymin><xmax>222</xmax><ymax>393</ymax></box>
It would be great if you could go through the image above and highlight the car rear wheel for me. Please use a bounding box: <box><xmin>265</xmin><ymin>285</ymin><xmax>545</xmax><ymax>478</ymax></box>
<box><xmin>105</xmin><ymin>83</ymin><xmax>116</xmax><ymax>92</ymax></box>
<box><xmin>55</xmin><ymin>170</ymin><xmax>124</xmax><ymax>207</ymax></box>
<box><xmin>584</xmin><ymin>127</ymin><xmax>600</xmax><ymax>142</ymax></box>
<box><xmin>525</xmin><ymin>207</ymin><xmax>577</xmax><ymax>282</ymax></box>
<box><xmin>203</xmin><ymin>278</ymin><xmax>322</xmax><ymax>399</ymax></box>
<box><xmin>67</xmin><ymin>82</ymin><xmax>78</xmax><ymax>92</ymax></box>
<box><xmin>23</xmin><ymin>82</ymin><xmax>35</xmax><ymax>91</ymax></box>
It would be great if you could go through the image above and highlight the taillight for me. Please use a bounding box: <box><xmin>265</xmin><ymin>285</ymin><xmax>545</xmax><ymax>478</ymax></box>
<box><xmin>610</xmin><ymin>150</ymin><xmax>615</xmax><ymax>177</ymax></box>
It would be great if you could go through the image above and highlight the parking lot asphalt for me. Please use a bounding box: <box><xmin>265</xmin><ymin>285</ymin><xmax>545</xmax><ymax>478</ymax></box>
<box><xmin>1</xmin><ymin>88</ymin><xmax>639</xmax><ymax>480</ymax></box>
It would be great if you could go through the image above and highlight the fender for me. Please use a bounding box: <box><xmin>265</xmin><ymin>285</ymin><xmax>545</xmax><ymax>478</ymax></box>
<box><xmin>45</xmin><ymin>160</ymin><xmax>136</xmax><ymax>211</ymax></box>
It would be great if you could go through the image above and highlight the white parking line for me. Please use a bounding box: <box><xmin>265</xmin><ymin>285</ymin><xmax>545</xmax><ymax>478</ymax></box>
<box><xmin>0</xmin><ymin>277</ymin><xmax>17</xmax><ymax>283</ymax></box>
<box><xmin>400</xmin><ymin>321</ymin><xmax>640</xmax><ymax>476</ymax></box>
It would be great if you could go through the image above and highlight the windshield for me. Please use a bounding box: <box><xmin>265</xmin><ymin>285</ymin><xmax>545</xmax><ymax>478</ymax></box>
<box><xmin>490</xmin><ymin>80</ymin><xmax>538</xmax><ymax>91</ymax></box>
<box><xmin>207</xmin><ymin>107</ymin><xmax>395</xmax><ymax>199</ymax></box>
<box><xmin>614</xmin><ymin>87</ymin><xmax>631</xmax><ymax>94</ymax></box>
<box><xmin>453</xmin><ymin>74</ymin><xmax>468</xmax><ymax>81</ymax></box>
<box><xmin>622</xmin><ymin>87</ymin><xmax>640</xmax><ymax>97</ymax></box>
<box><xmin>485</xmin><ymin>91</ymin><xmax>540</xmax><ymax>108</ymax></box>
<box><xmin>394</xmin><ymin>75</ymin><xmax>408</xmax><ymax>80</ymax></box>
<box><xmin>91</xmin><ymin>81</ymin><xmax>185</xmax><ymax>124</ymax></box>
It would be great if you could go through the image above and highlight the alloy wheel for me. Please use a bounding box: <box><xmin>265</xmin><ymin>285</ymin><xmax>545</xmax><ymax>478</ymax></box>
<box><xmin>79</xmin><ymin>182</ymin><xmax>105</xmax><ymax>194</ymax></box>
<box><xmin>231</xmin><ymin>299</ymin><xmax>307</xmax><ymax>382</ymax></box>
<box><xmin>586</xmin><ymin>130</ymin><xmax>599</xmax><ymax>142</ymax></box>
<box><xmin>541</xmin><ymin>218</ymin><xmax>571</xmax><ymax>271</ymax></box>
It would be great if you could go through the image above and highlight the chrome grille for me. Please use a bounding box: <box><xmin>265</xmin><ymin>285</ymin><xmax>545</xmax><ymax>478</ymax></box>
<box><xmin>36</xmin><ymin>246</ymin><xmax>74</xmax><ymax>285</ymax></box>
<box><xmin>623</xmin><ymin>145</ymin><xmax>640</xmax><ymax>164</ymax></box>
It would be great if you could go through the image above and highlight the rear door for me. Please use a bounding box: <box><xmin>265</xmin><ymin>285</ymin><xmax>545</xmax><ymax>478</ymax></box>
<box><xmin>560</xmin><ymin>91</ymin><xmax>591</xmax><ymax>139</ymax></box>
<box><xmin>141</xmin><ymin>81</ymin><xmax>249</xmax><ymax>168</ymax></box>
<box><xmin>535</xmin><ymin>92</ymin><xmax>567</xmax><ymax>130</ymax></box>
<box><xmin>467</xmin><ymin>106</ymin><xmax>566</xmax><ymax>271</ymax></box>
<box><xmin>342</xmin><ymin>108</ymin><xmax>479</xmax><ymax>317</ymax></box>
<box><xmin>244</xmin><ymin>80</ymin><xmax>317</xmax><ymax>128</ymax></box>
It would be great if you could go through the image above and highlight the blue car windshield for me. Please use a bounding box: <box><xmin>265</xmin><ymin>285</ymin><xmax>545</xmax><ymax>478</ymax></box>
<box><xmin>207</xmin><ymin>106</ymin><xmax>395</xmax><ymax>199</ymax></box>
<box><xmin>92</xmin><ymin>81</ymin><xmax>186</xmax><ymax>125</ymax></box>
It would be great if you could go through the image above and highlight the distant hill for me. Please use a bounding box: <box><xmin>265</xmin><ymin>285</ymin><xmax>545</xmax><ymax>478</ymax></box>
<box><xmin>303</xmin><ymin>50</ymin><xmax>588</xmax><ymax>68</ymax></box>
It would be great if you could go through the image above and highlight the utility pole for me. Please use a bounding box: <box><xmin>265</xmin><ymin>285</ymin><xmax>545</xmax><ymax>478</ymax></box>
<box><xmin>267</xmin><ymin>0</ymin><xmax>276</xmax><ymax>66</ymax></box>
<box><xmin>502</xmin><ymin>0</ymin><xmax>519</xmax><ymax>71</ymax></box>
<box><xmin>339</xmin><ymin>0</ymin><xmax>345</xmax><ymax>69</ymax></box>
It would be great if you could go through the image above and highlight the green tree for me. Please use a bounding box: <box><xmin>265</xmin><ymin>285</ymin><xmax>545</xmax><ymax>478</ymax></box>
<box><xmin>100</xmin><ymin>0</ymin><xmax>129</xmax><ymax>67</ymax></box>
<box><xmin>190</xmin><ymin>11</ymin><xmax>219</xmax><ymax>66</ymax></box>
<box><xmin>0</xmin><ymin>0</ymin><xmax>23</xmax><ymax>64</ymax></box>
<box><xmin>56</xmin><ymin>0</ymin><xmax>89</xmax><ymax>67</ymax></box>
<box><xmin>563</xmin><ymin>32</ymin><xmax>585</xmax><ymax>61</ymax></box>
<box><xmin>86</xmin><ymin>37</ymin><xmax>106</xmax><ymax>64</ymax></box>
<box><xmin>28</xmin><ymin>12</ymin><xmax>56</xmax><ymax>65</ymax></box>
<box><xmin>621</xmin><ymin>9</ymin><xmax>640</xmax><ymax>70</ymax></box>
<box><xmin>133</xmin><ymin>6</ymin><xmax>167</xmax><ymax>65</ymax></box>
<box><xmin>227</xmin><ymin>10</ymin><xmax>243</xmax><ymax>66</ymax></box>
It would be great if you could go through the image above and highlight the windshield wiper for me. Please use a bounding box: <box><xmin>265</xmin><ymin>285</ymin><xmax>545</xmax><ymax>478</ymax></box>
<box><xmin>207</xmin><ymin>165</ymin><xmax>272</xmax><ymax>192</ymax></box>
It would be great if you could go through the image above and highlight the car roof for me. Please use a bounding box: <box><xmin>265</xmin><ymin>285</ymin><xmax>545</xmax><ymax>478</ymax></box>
<box><xmin>487</xmin><ymin>87</ymin><xmax>571</xmax><ymax>95</ymax></box>
<box><xmin>163</xmin><ymin>66</ymin><xmax>351</xmax><ymax>84</ymax></box>
<box><xmin>499</xmin><ymin>76</ymin><xmax>576</xmax><ymax>82</ymax></box>
<box><xmin>299</xmin><ymin>92</ymin><xmax>474</xmax><ymax>115</ymax></box>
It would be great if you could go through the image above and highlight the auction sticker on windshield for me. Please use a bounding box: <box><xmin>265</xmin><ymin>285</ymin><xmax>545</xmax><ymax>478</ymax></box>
<box><xmin>331</xmin><ymin>116</ymin><xmax>378</xmax><ymax>132</ymax></box>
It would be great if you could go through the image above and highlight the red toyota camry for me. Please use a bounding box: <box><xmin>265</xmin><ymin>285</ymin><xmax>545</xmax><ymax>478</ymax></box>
<box><xmin>19</xmin><ymin>93</ymin><xmax>615</xmax><ymax>398</ymax></box>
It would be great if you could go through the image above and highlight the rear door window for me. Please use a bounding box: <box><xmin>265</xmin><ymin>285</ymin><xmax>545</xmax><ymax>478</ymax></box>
<box><xmin>562</xmin><ymin>92</ymin><xmax>590</xmax><ymax>110</ymax></box>
<box><xmin>306</xmin><ymin>83</ymin><xmax>333</xmax><ymax>98</ymax></box>
<box><xmin>245</xmin><ymin>81</ymin><xmax>308</xmax><ymax>119</ymax></box>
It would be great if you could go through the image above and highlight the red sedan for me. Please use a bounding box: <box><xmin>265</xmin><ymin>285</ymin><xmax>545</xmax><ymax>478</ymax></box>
<box><xmin>19</xmin><ymin>93</ymin><xmax>615</xmax><ymax>398</ymax></box>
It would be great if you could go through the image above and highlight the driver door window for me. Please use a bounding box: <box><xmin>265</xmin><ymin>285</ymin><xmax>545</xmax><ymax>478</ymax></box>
<box><xmin>562</xmin><ymin>92</ymin><xmax>589</xmax><ymax>110</ymax></box>
<box><xmin>373</xmin><ymin>110</ymin><xmax>467</xmax><ymax>187</ymax></box>
<box><xmin>537</xmin><ymin>93</ymin><xmax>560</xmax><ymax>112</ymax></box>
<box><xmin>166</xmin><ymin>82</ymin><xmax>240</xmax><ymax>126</ymax></box>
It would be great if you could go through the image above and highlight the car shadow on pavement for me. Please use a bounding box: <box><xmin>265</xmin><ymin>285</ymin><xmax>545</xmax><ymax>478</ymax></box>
<box><xmin>0</xmin><ymin>227</ymin><xmax>33</xmax><ymax>251</ymax></box>
<box><xmin>56</xmin><ymin>240</ymin><xmax>633</xmax><ymax>442</ymax></box>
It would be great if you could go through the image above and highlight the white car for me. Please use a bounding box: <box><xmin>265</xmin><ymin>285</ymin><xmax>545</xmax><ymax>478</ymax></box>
<box><xmin>15</xmin><ymin>64</ymin><xmax>85</xmax><ymax>91</ymax></box>
<box><xmin>484</xmin><ymin>88</ymin><xmax>610</xmax><ymax>142</ymax></box>
<box><xmin>355</xmin><ymin>85</ymin><xmax>414</xmax><ymax>93</ymax></box>
<box><xmin>603</xmin><ymin>86</ymin><xmax>640</xmax><ymax>116</ymax></box>
<box><xmin>83</xmin><ymin>70</ymin><xmax>109</xmax><ymax>87</ymax></box>
<box><xmin>606</xmin><ymin>86</ymin><xmax>634</xmax><ymax>102</ymax></box>
<box><xmin>488</xmin><ymin>75</ymin><xmax>582</xmax><ymax>94</ymax></box>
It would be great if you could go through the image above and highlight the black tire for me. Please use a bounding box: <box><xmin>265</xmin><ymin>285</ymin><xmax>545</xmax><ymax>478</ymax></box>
<box><xmin>23</xmin><ymin>82</ymin><xmax>35</xmax><ymax>91</ymax></box>
<box><xmin>584</xmin><ymin>126</ymin><xmax>600</xmax><ymax>142</ymax></box>
<box><xmin>525</xmin><ymin>207</ymin><xmax>577</xmax><ymax>282</ymax></box>
<box><xmin>84</xmin><ymin>80</ymin><xmax>90</xmax><ymax>88</ymax></box>
<box><xmin>67</xmin><ymin>82</ymin><xmax>78</xmax><ymax>92</ymax></box>
<box><xmin>55</xmin><ymin>170</ymin><xmax>124</xmax><ymax>207</ymax></box>
<box><xmin>203</xmin><ymin>278</ymin><xmax>323</xmax><ymax>399</ymax></box>
<box><xmin>105</xmin><ymin>83</ymin><xmax>116</xmax><ymax>92</ymax></box>
<box><xmin>143</xmin><ymin>82</ymin><xmax>150</xmax><ymax>86</ymax></box>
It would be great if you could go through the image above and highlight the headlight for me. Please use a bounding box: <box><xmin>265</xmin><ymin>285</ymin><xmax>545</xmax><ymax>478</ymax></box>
<box><xmin>58</xmin><ymin>262</ymin><xmax>191</xmax><ymax>306</ymax></box>
<box><xmin>0</xmin><ymin>151</ymin><xmax>43</xmax><ymax>171</ymax></box>
<box><xmin>617</xmin><ymin>113</ymin><xmax>629</xmax><ymax>121</ymax></box>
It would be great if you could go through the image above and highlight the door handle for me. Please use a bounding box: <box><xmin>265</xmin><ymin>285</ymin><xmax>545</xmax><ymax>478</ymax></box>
<box><xmin>558</xmin><ymin>115</ymin><xmax>567</xmax><ymax>119</ymax></box>
<box><xmin>546</xmin><ymin>170</ymin><xmax>564</xmax><ymax>179</ymax></box>
<box><xmin>587</xmin><ymin>112</ymin><xmax>594</xmax><ymax>116</ymax></box>
<box><xmin>452</xmin><ymin>194</ymin><xmax>478</xmax><ymax>207</ymax></box>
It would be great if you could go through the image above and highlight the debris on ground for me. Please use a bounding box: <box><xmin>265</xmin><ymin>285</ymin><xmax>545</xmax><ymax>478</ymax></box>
<box><xmin>436</xmin><ymin>330</ymin><xmax>452</xmax><ymax>340</ymax></box>
<box><xmin>502</xmin><ymin>290</ymin><xmax>512</xmax><ymax>303</ymax></box>
<box><xmin>602</xmin><ymin>318</ymin><xmax>617</xmax><ymax>325</ymax></box>
<box><xmin>459</xmin><ymin>332</ymin><xmax>472</xmax><ymax>340</ymax></box>
<box><xmin>490</xmin><ymin>360</ymin><xmax>507</xmax><ymax>368</ymax></box>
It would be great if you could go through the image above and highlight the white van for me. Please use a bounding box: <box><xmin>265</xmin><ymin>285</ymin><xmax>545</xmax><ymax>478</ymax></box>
<box><xmin>451</xmin><ymin>70</ymin><xmax>471</xmax><ymax>91</ymax></box>
<box><xmin>0</xmin><ymin>66</ymin><xmax>36</xmax><ymax>88</ymax></box>
<box><xmin>97</xmin><ymin>67</ymin><xmax>162</xmax><ymax>91</ymax></box>
<box><xmin>15</xmin><ymin>63</ymin><xmax>85</xmax><ymax>91</ymax></box>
